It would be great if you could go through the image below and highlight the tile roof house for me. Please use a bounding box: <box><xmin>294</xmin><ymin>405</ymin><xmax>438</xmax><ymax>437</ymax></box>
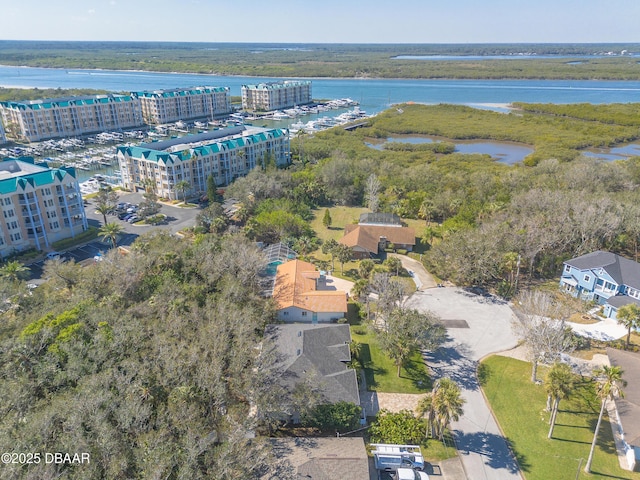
<box><xmin>607</xmin><ymin>348</ymin><xmax>640</xmax><ymax>471</ymax></box>
<box><xmin>265</xmin><ymin>437</ymin><xmax>372</xmax><ymax>480</ymax></box>
<box><xmin>265</xmin><ymin>324</ymin><xmax>361</xmax><ymax>410</ymax></box>
<box><xmin>560</xmin><ymin>251</ymin><xmax>640</xmax><ymax>319</ymax></box>
<box><xmin>273</xmin><ymin>259</ymin><xmax>347</xmax><ymax>323</ymax></box>
<box><xmin>339</xmin><ymin>214</ymin><xmax>416</xmax><ymax>259</ymax></box>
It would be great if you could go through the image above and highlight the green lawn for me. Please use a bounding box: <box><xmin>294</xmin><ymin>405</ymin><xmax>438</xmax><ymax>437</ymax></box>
<box><xmin>310</xmin><ymin>206</ymin><xmax>369</xmax><ymax>243</ymax></box>
<box><xmin>481</xmin><ymin>356</ymin><xmax>640</xmax><ymax>480</ymax></box>
<box><xmin>351</xmin><ymin>325</ymin><xmax>430</xmax><ymax>394</ymax></box>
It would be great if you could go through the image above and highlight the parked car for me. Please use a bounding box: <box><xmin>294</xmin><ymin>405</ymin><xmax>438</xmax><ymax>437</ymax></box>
<box><xmin>46</xmin><ymin>251</ymin><xmax>61</xmax><ymax>260</ymax></box>
<box><xmin>127</xmin><ymin>215</ymin><xmax>139</xmax><ymax>223</ymax></box>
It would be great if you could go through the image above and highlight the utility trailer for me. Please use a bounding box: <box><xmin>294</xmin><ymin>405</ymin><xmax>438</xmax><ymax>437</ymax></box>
<box><xmin>371</xmin><ymin>444</ymin><xmax>425</xmax><ymax>472</ymax></box>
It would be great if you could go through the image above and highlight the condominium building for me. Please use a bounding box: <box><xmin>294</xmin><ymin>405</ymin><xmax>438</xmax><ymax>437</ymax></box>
<box><xmin>0</xmin><ymin>157</ymin><xmax>88</xmax><ymax>257</ymax></box>
<box><xmin>117</xmin><ymin>126</ymin><xmax>290</xmax><ymax>199</ymax></box>
<box><xmin>241</xmin><ymin>80</ymin><xmax>312</xmax><ymax>111</ymax></box>
<box><xmin>0</xmin><ymin>94</ymin><xmax>143</xmax><ymax>142</ymax></box>
<box><xmin>132</xmin><ymin>86</ymin><xmax>232</xmax><ymax>125</ymax></box>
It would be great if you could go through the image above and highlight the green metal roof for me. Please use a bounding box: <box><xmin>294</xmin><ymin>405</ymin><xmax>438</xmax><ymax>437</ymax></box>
<box><xmin>120</xmin><ymin>128</ymin><xmax>287</xmax><ymax>163</ymax></box>
<box><xmin>0</xmin><ymin>157</ymin><xmax>75</xmax><ymax>194</ymax></box>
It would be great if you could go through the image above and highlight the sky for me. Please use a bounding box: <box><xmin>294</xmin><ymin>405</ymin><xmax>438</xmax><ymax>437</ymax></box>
<box><xmin>0</xmin><ymin>0</ymin><xmax>639</xmax><ymax>44</ymax></box>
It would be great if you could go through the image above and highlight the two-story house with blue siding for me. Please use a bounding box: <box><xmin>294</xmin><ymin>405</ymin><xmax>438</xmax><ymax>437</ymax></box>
<box><xmin>560</xmin><ymin>251</ymin><xmax>640</xmax><ymax>319</ymax></box>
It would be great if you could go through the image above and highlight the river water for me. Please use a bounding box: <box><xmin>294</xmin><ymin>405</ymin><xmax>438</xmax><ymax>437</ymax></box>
<box><xmin>3</xmin><ymin>65</ymin><xmax>640</xmax><ymax>167</ymax></box>
<box><xmin>2</xmin><ymin>65</ymin><xmax>640</xmax><ymax>116</ymax></box>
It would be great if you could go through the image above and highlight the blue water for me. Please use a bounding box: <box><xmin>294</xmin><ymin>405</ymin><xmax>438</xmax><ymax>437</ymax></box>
<box><xmin>2</xmin><ymin>65</ymin><xmax>640</xmax><ymax>117</ymax></box>
<box><xmin>367</xmin><ymin>136</ymin><xmax>534</xmax><ymax>165</ymax></box>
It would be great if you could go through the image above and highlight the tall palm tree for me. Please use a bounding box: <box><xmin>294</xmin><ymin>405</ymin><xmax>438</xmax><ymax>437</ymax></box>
<box><xmin>417</xmin><ymin>377</ymin><xmax>465</xmax><ymax>441</ymax></box>
<box><xmin>433</xmin><ymin>378</ymin><xmax>465</xmax><ymax>442</ymax></box>
<box><xmin>174</xmin><ymin>179</ymin><xmax>191</xmax><ymax>204</ymax></box>
<box><xmin>417</xmin><ymin>392</ymin><xmax>436</xmax><ymax>439</ymax></box>
<box><xmin>545</xmin><ymin>362</ymin><xmax>575</xmax><ymax>439</ymax></box>
<box><xmin>99</xmin><ymin>222</ymin><xmax>123</xmax><ymax>249</ymax></box>
<box><xmin>584</xmin><ymin>365</ymin><xmax>626</xmax><ymax>473</ymax></box>
<box><xmin>615</xmin><ymin>303</ymin><xmax>640</xmax><ymax>349</ymax></box>
<box><xmin>95</xmin><ymin>203</ymin><xmax>112</xmax><ymax>226</ymax></box>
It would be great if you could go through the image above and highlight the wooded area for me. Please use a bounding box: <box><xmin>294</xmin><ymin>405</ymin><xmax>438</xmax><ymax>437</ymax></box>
<box><xmin>1</xmin><ymin>41</ymin><xmax>640</xmax><ymax>79</ymax></box>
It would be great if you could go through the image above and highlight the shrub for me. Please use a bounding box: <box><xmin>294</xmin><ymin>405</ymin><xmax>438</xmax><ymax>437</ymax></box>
<box><xmin>303</xmin><ymin>402</ymin><xmax>361</xmax><ymax>432</ymax></box>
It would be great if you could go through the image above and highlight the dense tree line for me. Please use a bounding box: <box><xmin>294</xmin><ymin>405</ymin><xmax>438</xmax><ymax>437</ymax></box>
<box><xmin>1</xmin><ymin>41</ymin><xmax>640</xmax><ymax>80</ymax></box>
<box><xmin>0</xmin><ymin>87</ymin><xmax>109</xmax><ymax>102</ymax></box>
<box><xmin>0</xmin><ymin>232</ymin><xmax>306</xmax><ymax>479</ymax></box>
<box><xmin>280</xmin><ymin>103</ymin><xmax>640</xmax><ymax>289</ymax></box>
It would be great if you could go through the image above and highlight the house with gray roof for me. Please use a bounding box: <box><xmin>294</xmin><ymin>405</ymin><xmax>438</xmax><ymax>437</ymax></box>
<box><xmin>607</xmin><ymin>348</ymin><xmax>640</xmax><ymax>471</ymax></box>
<box><xmin>560</xmin><ymin>251</ymin><xmax>640</xmax><ymax>319</ymax></box>
<box><xmin>265</xmin><ymin>324</ymin><xmax>360</xmax><ymax>420</ymax></box>
<box><xmin>265</xmin><ymin>437</ymin><xmax>372</xmax><ymax>480</ymax></box>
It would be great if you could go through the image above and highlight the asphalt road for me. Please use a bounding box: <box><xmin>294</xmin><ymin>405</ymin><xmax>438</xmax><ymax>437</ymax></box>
<box><xmin>405</xmin><ymin>287</ymin><xmax>523</xmax><ymax>480</ymax></box>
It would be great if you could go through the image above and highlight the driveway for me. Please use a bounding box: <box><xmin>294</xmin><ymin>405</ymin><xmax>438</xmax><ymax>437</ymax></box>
<box><xmin>405</xmin><ymin>287</ymin><xmax>522</xmax><ymax>480</ymax></box>
<box><xmin>389</xmin><ymin>253</ymin><xmax>437</xmax><ymax>290</ymax></box>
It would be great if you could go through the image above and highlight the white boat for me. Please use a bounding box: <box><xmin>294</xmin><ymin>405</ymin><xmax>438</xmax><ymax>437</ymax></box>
<box><xmin>271</xmin><ymin>111</ymin><xmax>291</xmax><ymax>120</ymax></box>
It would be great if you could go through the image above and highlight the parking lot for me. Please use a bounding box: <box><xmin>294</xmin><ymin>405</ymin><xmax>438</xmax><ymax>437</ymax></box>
<box><xmin>27</xmin><ymin>191</ymin><xmax>202</xmax><ymax>282</ymax></box>
<box><xmin>84</xmin><ymin>191</ymin><xmax>202</xmax><ymax>236</ymax></box>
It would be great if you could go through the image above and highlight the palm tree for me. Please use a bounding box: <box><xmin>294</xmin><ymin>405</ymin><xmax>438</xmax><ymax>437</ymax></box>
<box><xmin>615</xmin><ymin>303</ymin><xmax>640</xmax><ymax>349</ymax></box>
<box><xmin>417</xmin><ymin>392</ymin><xmax>436</xmax><ymax>439</ymax></box>
<box><xmin>95</xmin><ymin>203</ymin><xmax>112</xmax><ymax>226</ymax></box>
<box><xmin>584</xmin><ymin>365</ymin><xmax>626</xmax><ymax>473</ymax></box>
<box><xmin>432</xmin><ymin>378</ymin><xmax>465</xmax><ymax>442</ymax></box>
<box><xmin>0</xmin><ymin>260</ymin><xmax>29</xmax><ymax>284</ymax></box>
<box><xmin>99</xmin><ymin>222</ymin><xmax>123</xmax><ymax>249</ymax></box>
<box><xmin>417</xmin><ymin>377</ymin><xmax>465</xmax><ymax>441</ymax></box>
<box><xmin>545</xmin><ymin>362</ymin><xmax>575</xmax><ymax>439</ymax></box>
<box><xmin>174</xmin><ymin>179</ymin><xmax>191</xmax><ymax>204</ymax></box>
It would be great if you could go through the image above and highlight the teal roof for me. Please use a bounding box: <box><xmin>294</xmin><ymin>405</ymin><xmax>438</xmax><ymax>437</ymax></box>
<box><xmin>0</xmin><ymin>157</ymin><xmax>75</xmax><ymax>194</ymax></box>
<box><xmin>132</xmin><ymin>86</ymin><xmax>229</xmax><ymax>99</ymax></box>
<box><xmin>0</xmin><ymin>94</ymin><xmax>135</xmax><ymax>111</ymax></box>
<box><xmin>242</xmin><ymin>80</ymin><xmax>311</xmax><ymax>90</ymax></box>
<box><xmin>120</xmin><ymin>128</ymin><xmax>287</xmax><ymax>163</ymax></box>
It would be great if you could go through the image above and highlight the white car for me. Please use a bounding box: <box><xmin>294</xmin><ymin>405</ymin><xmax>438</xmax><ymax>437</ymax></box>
<box><xmin>395</xmin><ymin>468</ymin><xmax>429</xmax><ymax>480</ymax></box>
<box><xmin>46</xmin><ymin>251</ymin><xmax>61</xmax><ymax>260</ymax></box>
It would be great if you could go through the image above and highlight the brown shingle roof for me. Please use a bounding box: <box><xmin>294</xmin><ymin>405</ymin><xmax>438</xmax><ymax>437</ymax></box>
<box><xmin>273</xmin><ymin>259</ymin><xmax>347</xmax><ymax>313</ymax></box>
<box><xmin>340</xmin><ymin>226</ymin><xmax>379</xmax><ymax>253</ymax></box>
<box><xmin>341</xmin><ymin>224</ymin><xmax>416</xmax><ymax>252</ymax></box>
<box><xmin>266</xmin><ymin>437</ymin><xmax>371</xmax><ymax>480</ymax></box>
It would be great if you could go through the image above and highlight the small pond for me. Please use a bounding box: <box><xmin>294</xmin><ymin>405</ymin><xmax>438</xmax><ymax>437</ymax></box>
<box><xmin>366</xmin><ymin>135</ymin><xmax>533</xmax><ymax>165</ymax></box>
<box><xmin>582</xmin><ymin>144</ymin><xmax>640</xmax><ymax>162</ymax></box>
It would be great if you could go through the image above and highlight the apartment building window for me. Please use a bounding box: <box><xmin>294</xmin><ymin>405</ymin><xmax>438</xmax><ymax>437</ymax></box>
<box><xmin>3</xmin><ymin>198</ymin><xmax>11</xmax><ymax>206</ymax></box>
<box><xmin>0</xmin><ymin>237</ymin><xmax>4</xmax><ymax>245</ymax></box>
<box><xmin>3</xmin><ymin>209</ymin><xmax>15</xmax><ymax>218</ymax></box>
<box><xmin>10</xmin><ymin>233</ymin><xmax>21</xmax><ymax>241</ymax></box>
<box><xmin>49</xmin><ymin>221</ymin><xmax>60</xmax><ymax>230</ymax></box>
<box><xmin>8</xmin><ymin>221</ymin><xmax>18</xmax><ymax>230</ymax></box>
<box><xmin>584</xmin><ymin>274</ymin><xmax>591</xmax><ymax>282</ymax></box>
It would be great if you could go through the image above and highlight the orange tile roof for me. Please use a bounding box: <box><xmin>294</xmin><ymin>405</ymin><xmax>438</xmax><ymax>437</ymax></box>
<box><xmin>273</xmin><ymin>259</ymin><xmax>347</xmax><ymax>313</ymax></box>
